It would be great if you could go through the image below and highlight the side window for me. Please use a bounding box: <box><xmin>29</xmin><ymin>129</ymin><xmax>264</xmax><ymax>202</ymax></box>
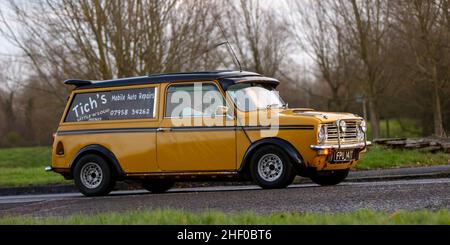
<box><xmin>65</xmin><ymin>87</ymin><xmax>157</xmax><ymax>122</ymax></box>
<box><xmin>165</xmin><ymin>83</ymin><xmax>225</xmax><ymax>118</ymax></box>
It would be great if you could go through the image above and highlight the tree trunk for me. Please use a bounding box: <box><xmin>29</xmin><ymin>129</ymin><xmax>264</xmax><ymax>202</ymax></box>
<box><xmin>331</xmin><ymin>87</ymin><xmax>342</xmax><ymax>111</ymax></box>
<box><xmin>430</xmin><ymin>62</ymin><xmax>446</xmax><ymax>137</ymax></box>
<box><xmin>24</xmin><ymin>97</ymin><xmax>35</xmax><ymax>143</ymax></box>
<box><xmin>368</xmin><ymin>98</ymin><xmax>380</xmax><ymax>139</ymax></box>
<box><xmin>2</xmin><ymin>92</ymin><xmax>16</xmax><ymax>133</ymax></box>
<box><xmin>432</xmin><ymin>79</ymin><xmax>445</xmax><ymax>136</ymax></box>
<box><xmin>385</xmin><ymin>119</ymin><xmax>390</xmax><ymax>138</ymax></box>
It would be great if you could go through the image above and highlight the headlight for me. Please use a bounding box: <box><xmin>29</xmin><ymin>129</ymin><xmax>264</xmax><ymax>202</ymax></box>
<box><xmin>318</xmin><ymin>125</ymin><xmax>328</xmax><ymax>143</ymax></box>
<box><xmin>338</xmin><ymin>120</ymin><xmax>347</xmax><ymax>132</ymax></box>
<box><xmin>357</xmin><ymin>126</ymin><xmax>365</xmax><ymax>141</ymax></box>
<box><xmin>359</xmin><ymin>120</ymin><xmax>367</xmax><ymax>132</ymax></box>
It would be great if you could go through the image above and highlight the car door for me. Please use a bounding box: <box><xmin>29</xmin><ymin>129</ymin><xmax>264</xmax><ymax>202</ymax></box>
<box><xmin>156</xmin><ymin>82</ymin><xmax>236</xmax><ymax>172</ymax></box>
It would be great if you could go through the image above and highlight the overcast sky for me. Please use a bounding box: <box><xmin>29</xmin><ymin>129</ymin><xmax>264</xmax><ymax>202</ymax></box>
<box><xmin>0</xmin><ymin>1</ymin><xmax>21</xmax><ymax>57</ymax></box>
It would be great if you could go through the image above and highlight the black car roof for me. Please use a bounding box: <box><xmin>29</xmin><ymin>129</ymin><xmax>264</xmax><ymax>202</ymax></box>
<box><xmin>64</xmin><ymin>70</ymin><xmax>280</xmax><ymax>90</ymax></box>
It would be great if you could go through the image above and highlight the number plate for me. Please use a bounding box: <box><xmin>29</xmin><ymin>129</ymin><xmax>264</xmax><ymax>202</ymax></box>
<box><xmin>332</xmin><ymin>150</ymin><xmax>354</xmax><ymax>162</ymax></box>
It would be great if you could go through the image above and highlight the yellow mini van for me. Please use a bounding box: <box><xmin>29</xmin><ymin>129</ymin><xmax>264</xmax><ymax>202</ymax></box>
<box><xmin>47</xmin><ymin>70</ymin><xmax>370</xmax><ymax>196</ymax></box>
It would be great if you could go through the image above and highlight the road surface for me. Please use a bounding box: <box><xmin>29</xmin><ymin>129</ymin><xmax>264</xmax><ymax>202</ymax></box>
<box><xmin>1</xmin><ymin>178</ymin><xmax>450</xmax><ymax>217</ymax></box>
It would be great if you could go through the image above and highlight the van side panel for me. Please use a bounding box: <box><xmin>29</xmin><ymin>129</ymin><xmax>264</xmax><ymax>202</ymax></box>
<box><xmin>53</xmin><ymin>131</ymin><xmax>158</xmax><ymax>173</ymax></box>
<box><xmin>52</xmin><ymin>84</ymin><xmax>161</xmax><ymax>174</ymax></box>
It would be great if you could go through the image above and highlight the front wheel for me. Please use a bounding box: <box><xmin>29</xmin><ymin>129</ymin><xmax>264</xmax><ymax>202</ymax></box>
<box><xmin>250</xmin><ymin>145</ymin><xmax>296</xmax><ymax>189</ymax></box>
<box><xmin>73</xmin><ymin>154</ymin><xmax>116</xmax><ymax>196</ymax></box>
<box><xmin>310</xmin><ymin>169</ymin><xmax>349</xmax><ymax>186</ymax></box>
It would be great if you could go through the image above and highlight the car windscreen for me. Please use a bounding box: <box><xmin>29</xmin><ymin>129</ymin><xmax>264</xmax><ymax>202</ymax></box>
<box><xmin>226</xmin><ymin>83</ymin><xmax>285</xmax><ymax>111</ymax></box>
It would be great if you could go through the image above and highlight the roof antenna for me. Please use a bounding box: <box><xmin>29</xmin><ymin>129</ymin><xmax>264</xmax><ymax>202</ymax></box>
<box><xmin>214</xmin><ymin>15</ymin><xmax>242</xmax><ymax>72</ymax></box>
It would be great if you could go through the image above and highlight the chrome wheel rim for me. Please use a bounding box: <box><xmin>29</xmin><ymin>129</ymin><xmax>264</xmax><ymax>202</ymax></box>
<box><xmin>257</xmin><ymin>154</ymin><xmax>283</xmax><ymax>182</ymax></box>
<box><xmin>80</xmin><ymin>162</ymin><xmax>103</xmax><ymax>189</ymax></box>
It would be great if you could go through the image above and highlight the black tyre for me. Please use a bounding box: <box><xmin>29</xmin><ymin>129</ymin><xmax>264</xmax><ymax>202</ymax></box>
<box><xmin>142</xmin><ymin>180</ymin><xmax>174</xmax><ymax>193</ymax></box>
<box><xmin>73</xmin><ymin>154</ymin><xmax>116</xmax><ymax>196</ymax></box>
<box><xmin>310</xmin><ymin>169</ymin><xmax>349</xmax><ymax>186</ymax></box>
<box><xmin>250</xmin><ymin>145</ymin><xmax>296</xmax><ymax>189</ymax></box>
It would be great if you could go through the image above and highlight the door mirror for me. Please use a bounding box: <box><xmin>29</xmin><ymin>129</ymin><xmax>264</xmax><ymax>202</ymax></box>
<box><xmin>215</xmin><ymin>106</ymin><xmax>229</xmax><ymax>116</ymax></box>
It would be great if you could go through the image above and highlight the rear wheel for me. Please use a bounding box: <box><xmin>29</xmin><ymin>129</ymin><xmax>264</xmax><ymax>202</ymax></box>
<box><xmin>250</xmin><ymin>145</ymin><xmax>296</xmax><ymax>189</ymax></box>
<box><xmin>73</xmin><ymin>154</ymin><xmax>116</xmax><ymax>196</ymax></box>
<box><xmin>142</xmin><ymin>180</ymin><xmax>174</xmax><ymax>193</ymax></box>
<box><xmin>310</xmin><ymin>169</ymin><xmax>349</xmax><ymax>186</ymax></box>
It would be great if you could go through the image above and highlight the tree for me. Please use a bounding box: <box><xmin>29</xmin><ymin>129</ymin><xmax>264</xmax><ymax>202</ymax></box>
<box><xmin>392</xmin><ymin>0</ymin><xmax>449</xmax><ymax>136</ymax></box>
<box><xmin>328</xmin><ymin>0</ymin><xmax>393</xmax><ymax>139</ymax></box>
<box><xmin>291</xmin><ymin>0</ymin><xmax>357</xmax><ymax>112</ymax></box>
<box><xmin>0</xmin><ymin>0</ymin><xmax>222</xmax><ymax>93</ymax></box>
<box><xmin>0</xmin><ymin>58</ymin><xmax>19</xmax><ymax>134</ymax></box>
<box><xmin>0</xmin><ymin>0</ymin><xmax>227</xmax><ymax>146</ymax></box>
<box><xmin>219</xmin><ymin>0</ymin><xmax>291</xmax><ymax>77</ymax></box>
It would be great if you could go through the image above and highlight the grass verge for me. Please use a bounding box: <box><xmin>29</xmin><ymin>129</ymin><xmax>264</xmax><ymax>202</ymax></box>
<box><xmin>356</xmin><ymin>145</ymin><xmax>449</xmax><ymax>170</ymax></box>
<box><xmin>1</xmin><ymin>209</ymin><xmax>450</xmax><ymax>225</ymax></box>
<box><xmin>0</xmin><ymin>147</ymin><xmax>69</xmax><ymax>187</ymax></box>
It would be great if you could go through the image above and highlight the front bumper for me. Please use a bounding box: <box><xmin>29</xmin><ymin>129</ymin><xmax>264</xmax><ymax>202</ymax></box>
<box><xmin>310</xmin><ymin>141</ymin><xmax>372</xmax><ymax>150</ymax></box>
<box><xmin>309</xmin><ymin>141</ymin><xmax>371</xmax><ymax>171</ymax></box>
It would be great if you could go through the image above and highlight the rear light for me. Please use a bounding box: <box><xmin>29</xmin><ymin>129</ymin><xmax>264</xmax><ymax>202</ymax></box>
<box><xmin>56</xmin><ymin>141</ymin><xmax>64</xmax><ymax>155</ymax></box>
<box><xmin>52</xmin><ymin>132</ymin><xmax>57</xmax><ymax>139</ymax></box>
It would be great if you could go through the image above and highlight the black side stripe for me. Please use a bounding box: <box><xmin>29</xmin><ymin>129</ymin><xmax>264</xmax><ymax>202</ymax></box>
<box><xmin>243</xmin><ymin>125</ymin><xmax>314</xmax><ymax>131</ymax></box>
<box><xmin>171</xmin><ymin>126</ymin><xmax>236</xmax><ymax>132</ymax></box>
<box><xmin>57</xmin><ymin>128</ymin><xmax>158</xmax><ymax>136</ymax></box>
<box><xmin>57</xmin><ymin>125</ymin><xmax>314</xmax><ymax>136</ymax></box>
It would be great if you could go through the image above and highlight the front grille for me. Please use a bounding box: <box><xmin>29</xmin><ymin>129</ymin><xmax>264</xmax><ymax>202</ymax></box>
<box><xmin>324</xmin><ymin>120</ymin><xmax>360</xmax><ymax>144</ymax></box>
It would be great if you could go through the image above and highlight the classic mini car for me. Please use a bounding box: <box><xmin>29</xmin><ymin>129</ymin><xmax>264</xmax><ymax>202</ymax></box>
<box><xmin>46</xmin><ymin>70</ymin><xmax>370</xmax><ymax>196</ymax></box>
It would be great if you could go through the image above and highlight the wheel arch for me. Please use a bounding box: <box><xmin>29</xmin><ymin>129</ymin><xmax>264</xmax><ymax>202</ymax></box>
<box><xmin>238</xmin><ymin>137</ymin><xmax>305</xmax><ymax>175</ymax></box>
<box><xmin>69</xmin><ymin>144</ymin><xmax>125</xmax><ymax>179</ymax></box>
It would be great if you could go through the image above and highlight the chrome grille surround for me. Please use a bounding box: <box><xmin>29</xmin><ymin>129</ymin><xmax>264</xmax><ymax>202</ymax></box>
<box><xmin>323</xmin><ymin>119</ymin><xmax>361</xmax><ymax>145</ymax></box>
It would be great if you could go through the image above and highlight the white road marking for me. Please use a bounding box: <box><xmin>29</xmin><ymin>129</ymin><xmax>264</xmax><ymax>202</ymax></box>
<box><xmin>342</xmin><ymin>178</ymin><xmax>450</xmax><ymax>186</ymax></box>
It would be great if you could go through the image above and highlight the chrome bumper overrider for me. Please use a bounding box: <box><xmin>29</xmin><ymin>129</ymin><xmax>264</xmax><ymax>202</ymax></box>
<box><xmin>310</xmin><ymin>141</ymin><xmax>372</xmax><ymax>150</ymax></box>
<box><xmin>45</xmin><ymin>166</ymin><xmax>53</xmax><ymax>172</ymax></box>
